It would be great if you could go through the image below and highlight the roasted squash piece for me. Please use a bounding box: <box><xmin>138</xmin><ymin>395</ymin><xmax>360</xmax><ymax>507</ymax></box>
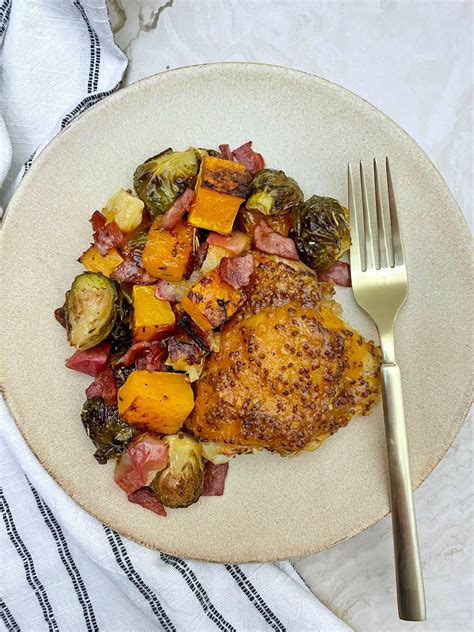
<box><xmin>79</xmin><ymin>245</ymin><xmax>124</xmax><ymax>277</ymax></box>
<box><xmin>181</xmin><ymin>268</ymin><xmax>244</xmax><ymax>331</ymax></box>
<box><xmin>188</xmin><ymin>156</ymin><xmax>250</xmax><ymax>235</ymax></box>
<box><xmin>142</xmin><ymin>219</ymin><xmax>193</xmax><ymax>281</ymax></box>
<box><xmin>132</xmin><ymin>285</ymin><xmax>175</xmax><ymax>342</ymax></box>
<box><xmin>118</xmin><ymin>370</ymin><xmax>194</xmax><ymax>434</ymax></box>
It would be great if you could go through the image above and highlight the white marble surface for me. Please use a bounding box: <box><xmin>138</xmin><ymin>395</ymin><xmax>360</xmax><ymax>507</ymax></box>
<box><xmin>106</xmin><ymin>1</ymin><xmax>473</xmax><ymax>630</ymax></box>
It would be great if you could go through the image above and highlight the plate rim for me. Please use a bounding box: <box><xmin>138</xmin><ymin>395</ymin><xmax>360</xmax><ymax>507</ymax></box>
<box><xmin>1</xmin><ymin>62</ymin><xmax>472</xmax><ymax>562</ymax></box>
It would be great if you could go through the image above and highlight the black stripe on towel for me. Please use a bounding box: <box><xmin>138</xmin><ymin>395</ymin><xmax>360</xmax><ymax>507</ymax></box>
<box><xmin>73</xmin><ymin>0</ymin><xmax>100</xmax><ymax>93</ymax></box>
<box><xmin>60</xmin><ymin>83</ymin><xmax>121</xmax><ymax>129</ymax></box>
<box><xmin>0</xmin><ymin>597</ymin><xmax>20</xmax><ymax>632</ymax></box>
<box><xmin>23</xmin><ymin>150</ymin><xmax>36</xmax><ymax>175</ymax></box>
<box><xmin>104</xmin><ymin>527</ymin><xmax>175</xmax><ymax>632</ymax></box>
<box><xmin>160</xmin><ymin>553</ymin><xmax>236</xmax><ymax>632</ymax></box>
<box><xmin>225</xmin><ymin>565</ymin><xmax>286</xmax><ymax>631</ymax></box>
<box><xmin>27</xmin><ymin>480</ymin><xmax>98</xmax><ymax>632</ymax></box>
<box><xmin>0</xmin><ymin>0</ymin><xmax>12</xmax><ymax>38</ymax></box>
<box><xmin>0</xmin><ymin>488</ymin><xmax>58</xmax><ymax>631</ymax></box>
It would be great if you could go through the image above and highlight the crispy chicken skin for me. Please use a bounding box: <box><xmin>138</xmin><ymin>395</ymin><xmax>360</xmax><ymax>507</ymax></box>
<box><xmin>187</xmin><ymin>255</ymin><xmax>381</xmax><ymax>454</ymax></box>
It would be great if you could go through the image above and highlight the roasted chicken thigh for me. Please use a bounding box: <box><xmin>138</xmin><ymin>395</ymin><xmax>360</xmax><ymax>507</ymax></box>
<box><xmin>188</xmin><ymin>255</ymin><xmax>380</xmax><ymax>453</ymax></box>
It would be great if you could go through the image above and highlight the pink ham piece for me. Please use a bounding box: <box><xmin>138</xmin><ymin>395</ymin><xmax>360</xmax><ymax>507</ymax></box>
<box><xmin>90</xmin><ymin>210</ymin><xmax>123</xmax><ymax>256</ymax></box>
<box><xmin>85</xmin><ymin>366</ymin><xmax>117</xmax><ymax>406</ymax></box>
<box><xmin>253</xmin><ymin>219</ymin><xmax>299</xmax><ymax>261</ymax></box>
<box><xmin>218</xmin><ymin>254</ymin><xmax>254</xmax><ymax>289</ymax></box>
<box><xmin>318</xmin><ymin>261</ymin><xmax>352</xmax><ymax>287</ymax></box>
<box><xmin>207</xmin><ymin>230</ymin><xmax>250</xmax><ymax>255</ymax></box>
<box><xmin>202</xmin><ymin>462</ymin><xmax>229</xmax><ymax>496</ymax></box>
<box><xmin>218</xmin><ymin>144</ymin><xmax>234</xmax><ymax>161</ymax></box>
<box><xmin>111</xmin><ymin>259</ymin><xmax>155</xmax><ymax>285</ymax></box>
<box><xmin>117</xmin><ymin>341</ymin><xmax>165</xmax><ymax>372</ymax></box>
<box><xmin>218</xmin><ymin>141</ymin><xmax>265</xmax><ymax>176</ymax></box>
<box><xmin>231</xmin><ymin>141</ymin><xmax>264</xmax><ymax>176</ymax></box>
<box><xmin>161</xmin><ymin>189</ymin><xmax>196</xmax><ymax>231</ymax></box>
<box><xmin>66</xmin><ymin>342</ymin><xmax>111</xmax><ymax>376</ymax></box>
<box><xmin>128</xmin><ymin>488</ymin><xmax>167</xmax><ymax>516</ymax></box>
<box><xmin>136</xmin><ymin>347</ymin><xmax>166</xmax><ymax>372</ymax></box>
<box><xmin>114</xmin><ymin>433</ymin><xmax>168</xmax><ymax>495</ymax></box>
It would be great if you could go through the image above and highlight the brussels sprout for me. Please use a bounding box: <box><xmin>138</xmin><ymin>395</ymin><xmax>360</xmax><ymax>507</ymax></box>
<box><xmin>291</xmin><ymin>195</ymin><xmax>351</xmax><ymax>271</ymax></box>
<box><xmin>133</xmin><ymin>148</ymin><xmax>200</xmax><ymax>218</ymax></box>
<box><xmin>81</xmin><ymin>397</ymin><xmax>139</xmax><ymax>464</ymax></box>
<box><xmin>65</xmin><ymin>273</ymin><xmax>118</xmax><ymax>350</ymax></box>
<box><xmin>246</xmin><ymin>168</ymin><xmax>303</xmax><ymax>216</ymax></box>
<box><xmin>150</xmin><ymin>433</ymin><xmax>204</xmax><ymax>508</ymax></box>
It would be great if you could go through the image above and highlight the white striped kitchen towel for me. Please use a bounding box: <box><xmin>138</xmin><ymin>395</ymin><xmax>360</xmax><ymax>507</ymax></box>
<box><xmin>0</xmin><ymin>1</ymin><xmax>351</xmax><ymax>630</ymax></box>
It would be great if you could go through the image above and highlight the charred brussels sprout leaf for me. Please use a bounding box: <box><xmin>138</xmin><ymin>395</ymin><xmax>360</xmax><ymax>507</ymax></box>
<box><xmin>292</xmin><ymin>195</ymin><xmax>351</xmax><ymax>271</ymax></box>
<box><xmin>133</xmin><ymin>148</ymin><xmax>200</xmax><ymax>218</ymax></box>
<box><xmin>113</xmin><ymin>364</ymin><xmax>135</xmax><ymax>388</ymax></box>
<box><xmin>196</xmin><ymin>148</ymin><xmax>222</xmax><ymax>159</ymax></box>
<box><xmin>108</xmin><ymin>289</ymin><xmax>133</xmax><ymax>353</ymax></box>
<box><xmin>81</xmin><ymin>397</ymin><xmax>139</xmax><ymax>463</ymax></box>
<box><xmin>150</xmin><ymin>433</ymin><xmax>204</xmax><ymax>508</ymax></box>
<box><xmin>246</xmin><ymin>168</ymin><xmax>303</xmax><ymax>216</ymax></box>
<box><xmin>65</xmin><ymin>272</ymin><xmax>117</xmax><ymax>350</ymax></box>
<box><xmin>125</xmin><ymin>228</ymin><xmax>149</xmax><ymax>251</ymax></box>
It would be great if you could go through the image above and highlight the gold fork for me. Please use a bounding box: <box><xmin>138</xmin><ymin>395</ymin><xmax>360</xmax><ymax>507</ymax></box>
<box><xmin>348</xmin><ymin>159</ymin><xmax>426</xmax><ymax>621</ymax></box>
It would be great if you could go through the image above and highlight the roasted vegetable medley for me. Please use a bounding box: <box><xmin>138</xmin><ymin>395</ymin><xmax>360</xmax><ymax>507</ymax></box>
<box><xmin>56</xmin><ymin>141</ymin><xmax>368</xmax><ymax>517</ymax></box>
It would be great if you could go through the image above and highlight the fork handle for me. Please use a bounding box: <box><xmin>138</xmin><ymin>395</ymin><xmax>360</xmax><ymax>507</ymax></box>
<box><xmin>381</xmin><ymin>363</ymin><xmax>426</xmax><ymax>621</ymax></box>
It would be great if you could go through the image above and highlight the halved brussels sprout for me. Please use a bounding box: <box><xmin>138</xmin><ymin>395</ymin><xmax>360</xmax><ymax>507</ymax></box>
<box><xmin>133</xmin><ymin>148</ymin><xmax>200</xmax><ymax>218</ymax></box>
<box><xmin>81</xmin><ymin>397</ymin><xmax>139</xmax><ymax>464</ymax></box>
<box><xmin>246</xmin><ymin>168</ymin><xmax>303</xmax><ymax>216</ymax></box>
<box><xmin>150</xmin><ymin>432</ymin><xmax>204</xmax><ymax>508</ymax></box>
<box><xmin>292</xmin><ymin>195</ymin><xmax>351</xmax><ymax>271</ymax></box>
<box><xmin>65</xmin><ymin>272</ymin><xmax>117</xmax><ymax>350</ymax></box>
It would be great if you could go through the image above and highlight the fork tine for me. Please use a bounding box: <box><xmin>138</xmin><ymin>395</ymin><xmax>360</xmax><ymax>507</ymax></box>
<box><xmin>386</xmin><ymin>157</ymin><xmax>405</xmax><ymax>267</ymax></box>
<box><xmin>359</xmin><ymin>161</ymin><xmax>376</xmax><ymax>270</ymax></box>
<box><xmin>348</xmin><ymin>163</ymin><xmax>362</xmax><ymax>274</ymax></box>
<box><xmin>373</xmin><ymin>158</ymin><xmax>390</xmax><ymax>269</ymax></box>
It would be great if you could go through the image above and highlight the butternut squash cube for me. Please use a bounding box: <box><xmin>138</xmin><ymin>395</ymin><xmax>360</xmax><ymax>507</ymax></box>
<box><xmin>132</xmin><ymin>285</ymin><xmax>175</xmax><ymax>342</ymax></box>
<box><xmin>79</xmin><ymin>245</ymin><xmax>124</xmax><ymax>277</ymax></box>
<box><xmin>142</xmin><ymin>219</ymin><xmax>193</xmax><ymax>282</ymax></box>
<box><xmin>181</xmin><ymin>268</ymin><xmax>244</xmax><ymax>331</ymax></box>
<box><xmin>118</xmin><ymin>370</ymin><xmax>194</xmax><ymax>434</ymax></box>
<box><xmin>188</xmin><ymin>156</ymin><xmax>250</xmax><ymax>235</ymax></box>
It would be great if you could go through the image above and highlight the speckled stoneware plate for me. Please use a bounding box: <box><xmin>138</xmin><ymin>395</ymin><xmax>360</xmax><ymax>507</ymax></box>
<box><xmin>0</xmin><ymin>63</ymin><xmax>471</xmax><ymax>562</ymax></box>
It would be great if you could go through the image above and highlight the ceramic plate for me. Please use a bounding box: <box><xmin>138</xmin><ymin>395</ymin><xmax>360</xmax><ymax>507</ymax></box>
<box><xmin>0</xmin><ymin>64</ymin><xmax>471</xmax><ymax>562</ymax></box>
